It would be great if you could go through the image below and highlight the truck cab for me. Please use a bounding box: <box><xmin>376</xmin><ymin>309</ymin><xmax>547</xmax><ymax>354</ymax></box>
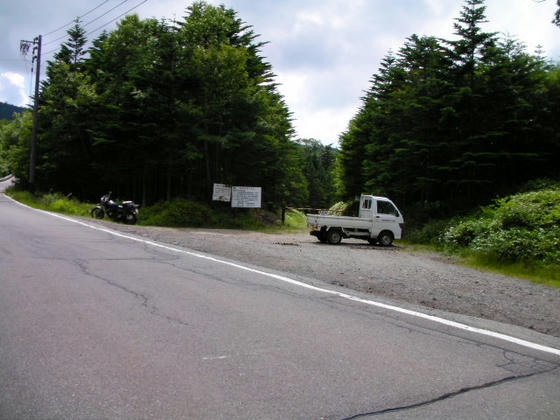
<box><xmin>359</xmin><ymin>195</ymin><xmax>403</xmax><ymax>244</ymax></box>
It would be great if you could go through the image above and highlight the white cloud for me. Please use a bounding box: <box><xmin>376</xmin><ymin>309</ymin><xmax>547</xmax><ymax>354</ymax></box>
<box><xmin>275</xmin><ymin>68</ymin><xmax>367</xmax><ymax>144</ymax></box>
<box><xmin>0</xmin><ymin>72</ymin><xmax>28</xmax><ymax>106</ymax></box>
<box><xmin>2</xmin><ymin>72</ymin><xmax>24</xmax><ymax>87</ymax></box>
<box><xmin>485</xmin><ymin>0</ymin><xmax>560</xmax><ymax>57</ymax></box>
<box><xmin>275</xmin><ymin>71</ymin><xmax>311</xmax><ymax>108</ymax></box>
<box><xmin>293</xmin><ymin>105</ymin><xmax>357</xmax><ymax>146</ymax></box>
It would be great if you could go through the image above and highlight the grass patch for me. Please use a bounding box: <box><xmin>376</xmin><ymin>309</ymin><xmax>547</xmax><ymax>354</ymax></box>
<box><xmin>5</xmin><ymin>187</ymin><xmax>92</xmax><ymax>216</ymax></box>
<box><xmin>401</xmin><ymin>240</ymin><xmax>560</xmax><ymax>288</ymax></box>
<box><xmin>262</xmin><ymin>209</ymin><xmax>308</xmax><ymax>233</ymax></box>
<box><xmin>5</xmin><ymin>188</ymin><xmax>306</xmax><ymax>232</ymax></box>
<box><xmin>139</xmin><ymin>199</ymin><xmax>308</xmax><ymax>232</ymax></box>
<box><xmin>461</xmin><ymin>253</ymin><xmax>560</xmax><ymax>288</ymax></box>
<box><xmin>139</xmin><ymin>199</ymin><xmax>268</xmax><ymax>229</ymax></box>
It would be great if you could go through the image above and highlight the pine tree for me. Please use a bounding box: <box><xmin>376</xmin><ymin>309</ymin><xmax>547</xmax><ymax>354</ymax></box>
<box><xmin>54</xmin><ymin>19</ymin><xmax>88</xmax><ymax>67</ymax></box>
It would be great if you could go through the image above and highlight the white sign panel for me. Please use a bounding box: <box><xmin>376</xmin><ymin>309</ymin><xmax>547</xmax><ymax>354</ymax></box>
<box><xmin>213</xmin><ymin>183</ymin><xmax>231</xmax><ymax>202</ymax></box>
<box><xmin>231</xmin><ymin>186</ymin><xmax>262</xmax><ymax>208</ymax></box>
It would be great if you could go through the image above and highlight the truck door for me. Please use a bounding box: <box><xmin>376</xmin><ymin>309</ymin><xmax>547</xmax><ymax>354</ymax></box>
<box><xmin>372</xmin><ymin>199</ymin><xmax>401</xmax><ymax>237</ymax></box>
<box><xmin>359</xmin><ymin>196</ymin><xmax>375</xmax><ymax>219</ymax></box>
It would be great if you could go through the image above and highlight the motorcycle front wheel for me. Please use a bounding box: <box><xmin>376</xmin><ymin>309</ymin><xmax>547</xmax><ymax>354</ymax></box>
<box><xmin>91</xmin><ymin>207</ymin><xmax>105</xmax><ymax>219</ymax></box>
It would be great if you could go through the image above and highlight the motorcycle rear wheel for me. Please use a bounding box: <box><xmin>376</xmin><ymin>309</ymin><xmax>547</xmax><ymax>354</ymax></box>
<box><xmin>124</xmin><ymin>213</ymin><xmax>137</xmax><ymax>225</ymax></box>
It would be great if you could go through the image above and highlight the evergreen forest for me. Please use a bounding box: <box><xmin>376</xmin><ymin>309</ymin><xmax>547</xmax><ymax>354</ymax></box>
<box><xmin>0</xmin><ymin>2</ymin><xmax>336</xmax><ymax>208</ymax></box>
<box><xmin>338</xmin><ymin>0</ymin><xmax>560</xmax><ymax>217</ymax></box>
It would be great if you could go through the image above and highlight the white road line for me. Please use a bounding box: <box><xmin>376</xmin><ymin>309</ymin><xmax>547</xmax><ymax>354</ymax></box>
<box><xmin>5</xmin><ymin>193</ymin><xmax>560</xmax><ymax>357</ymax></box>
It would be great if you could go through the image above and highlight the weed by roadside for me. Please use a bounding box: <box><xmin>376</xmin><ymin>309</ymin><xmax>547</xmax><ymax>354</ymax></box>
<box><xmin>5</xmin><ymin>188</ymin><xmax>92</xmax><ymax>216</ymax></box>
<box><xmin>138</xmin><ymin>198</ymin><xmax>307</xmax><ymax>231</ymax></box>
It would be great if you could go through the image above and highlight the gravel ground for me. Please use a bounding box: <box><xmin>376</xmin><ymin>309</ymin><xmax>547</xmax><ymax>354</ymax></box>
<box><xmin>79</xmin><ymin>218</ymin><xmax>560</xmax><ymax>338</ymax></box>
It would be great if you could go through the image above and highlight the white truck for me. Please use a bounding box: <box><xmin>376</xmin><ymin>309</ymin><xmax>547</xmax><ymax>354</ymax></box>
<box><xmin>307</xmin><ymin>195</ymin><xmax>404</xmax><ymax>246</ymax></box>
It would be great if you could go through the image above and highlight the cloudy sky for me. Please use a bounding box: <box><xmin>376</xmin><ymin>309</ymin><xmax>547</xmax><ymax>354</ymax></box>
<box><xmin>1</xmin><ymin>0</ymin><xmax>559</xmax><ymax>144</ymax></box>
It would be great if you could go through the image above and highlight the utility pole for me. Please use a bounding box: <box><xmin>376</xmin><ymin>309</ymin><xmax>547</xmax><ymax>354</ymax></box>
<box><xmin>20</xmin><ymin>35</ymin><xmax>42</xmax><ymax>191</ymax></box>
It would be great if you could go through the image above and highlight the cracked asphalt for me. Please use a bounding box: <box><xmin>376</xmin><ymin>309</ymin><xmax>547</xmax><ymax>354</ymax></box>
<box><xmin>1</xmin><ymin>185</ymin><xmax>560</xmax><ymax>419</ymax></box>
<box><xmin>80</xmin><ymin>220</ymin><xmax>560</xmax><ymax>339</ymax></box>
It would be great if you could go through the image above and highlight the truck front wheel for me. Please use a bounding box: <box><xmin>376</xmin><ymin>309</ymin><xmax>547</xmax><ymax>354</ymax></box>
<box><xmin>377</xmin><ymin>231</ymin><xmax>394</xmax><ymax>247</ymax></box>
<box><xmin>327</xmin><ymin>228</ymin><xmax>343</xmax><ymax>245</ymax></box>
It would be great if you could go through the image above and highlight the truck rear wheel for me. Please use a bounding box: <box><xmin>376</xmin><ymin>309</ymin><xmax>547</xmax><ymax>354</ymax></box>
<box><xmin>377</xmin><ymin>230</ymin><xmax>394</xmax><ymax>247</ymax></box>
<box><xmin>327</xmin><ymin>228</ymin><xmax>342</xmax><ymax>245</ymax></box>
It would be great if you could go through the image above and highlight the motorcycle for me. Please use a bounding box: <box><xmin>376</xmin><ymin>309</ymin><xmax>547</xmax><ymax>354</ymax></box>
<box><xmin>91</xmin><ymin>192</ymin><xmax>139</xmax><ymax>225</ymax></box>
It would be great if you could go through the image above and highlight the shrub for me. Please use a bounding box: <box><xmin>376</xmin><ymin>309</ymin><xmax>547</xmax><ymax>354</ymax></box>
<box><xmin>439</xmin><ymin>184</ymin><xmax>560</xmax><ymax>268</ymax></box>
<box><xmin>406</xmin><ymin>218</ymin><xmax>450</xmax><ymax>245</ymax></box>
<box><xmin>470</xmin><ymin>227</ymin><xmax>560</xmax><ymax>265</ymax></box>
<box><xmin>440</xmin><ymin>217</ymin><xmax>493</xmax><ymax>248</ymax></box>
<box><xmin>493</xmin><ymin>189</ymin><xmax>560</xmax><ymax>229</ymax></box>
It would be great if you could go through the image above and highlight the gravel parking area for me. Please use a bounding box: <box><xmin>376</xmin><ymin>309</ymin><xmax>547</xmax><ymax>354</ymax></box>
<box><xmin>80</xmin><ymin>219</ymin><xmax>560</xmax><ymax>338</ymax></box>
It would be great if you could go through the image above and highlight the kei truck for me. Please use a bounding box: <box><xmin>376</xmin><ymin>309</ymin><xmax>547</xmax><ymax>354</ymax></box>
<box><xmin>307</xmin><ymin>195</ymin><xmax>404</xmax><ymax>246</ymax></box>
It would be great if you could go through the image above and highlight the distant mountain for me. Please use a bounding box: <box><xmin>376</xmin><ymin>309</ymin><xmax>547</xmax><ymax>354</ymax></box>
<box><xmin>0</xmin><ymin>102</ymin><xmax>25</xmax><ymax>120</ymax></box>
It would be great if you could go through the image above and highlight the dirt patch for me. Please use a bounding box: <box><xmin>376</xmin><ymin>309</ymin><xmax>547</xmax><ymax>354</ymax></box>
<box><xmin>81</xmin><ymin>219</ymin><xmax>560</xmax><ymax>338</ymax></box>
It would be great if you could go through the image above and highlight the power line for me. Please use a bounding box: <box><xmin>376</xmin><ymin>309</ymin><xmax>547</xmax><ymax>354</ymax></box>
<box><xmin>43</xmin><ymin>0</ymin><xmax>111</xmax><ymax>37</ymax></box>
<box><xmin>43</xmin><ymin>31</ymin><xmax>74</xmax><ymax>47</ymax></box>
<box><xmin>42</xmin><ymin>0</ymin><xmax>149</xmax><ymax>57</ymax></box>
<box><xmin>85</xmin><ymin>0</ymin><xmax>148</xmax><ymax>37</ymax></box>
<box><xmin>83</xmin><ymin>0</ymin><xmax>130</xmax><ymax>28</ymax></box>
<box><xmin>44</xmin><ymin>0</ymin><xmax>131</xmax><ymax>46</ymax></box>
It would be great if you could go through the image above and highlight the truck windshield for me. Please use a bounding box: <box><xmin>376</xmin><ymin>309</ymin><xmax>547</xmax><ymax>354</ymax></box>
<box><xmin>377</xmin><ymin>201</ymin><xmax>399</xmax><ymax>217</ymax></box>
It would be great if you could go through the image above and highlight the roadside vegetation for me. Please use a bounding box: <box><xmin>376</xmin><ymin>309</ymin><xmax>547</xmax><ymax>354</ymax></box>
<box><xmin>138</xmin><ymin>198</ymin><xmax>306</xmax><ymax>231</ymax></box>
<box><xmin>5</xmin><ymin>189</ymin><xmax>93</xmax><ymax>217</ymax></box>
<box><xmin>405</xmin><ymin>179</ymin><xmax>560</xmax><ymax>288</ymax></box>
<box><xmin>4</xmin><ymin>186</ymin><xmax>307</xmax><ymax>232</ymax></box>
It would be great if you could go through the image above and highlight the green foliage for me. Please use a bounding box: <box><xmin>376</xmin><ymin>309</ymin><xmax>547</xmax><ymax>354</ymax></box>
<box><xmin>4</xmin><ymin>2</ymin><xmax>303</xmax><ymax>209</ymax></box>
<box><xmin>281</xmin><ymin>209</ymin><xmax>307</xmax><ymax>230</ymax></box>
<box><xmin>440</xmin><ymin>185</ymin><xmax>560</xmax><ymax>267</ymax></box>
<box><xmin>405</xmin><ymin>218</ymin><xmax>451</xmax><ymax>245</ymax></box>
<box><xmin>338</xmin><ymin>0</ymin><xmax>560</xmax><ymax>212</ymax></box>
<box><xmin>138</xmin><ymin>198</ymin><xmax>279</xmax><ymax>229</ymax></box>
<box><xmin>328</xmin><ymin>200</ymin><xmax>359</xmax><ymax>216</ymax></box>
<box><xmin>295</xmin><ymin>139</ymin><xmax>338</xmax><ymax>208</ymax></box>
<box><xmin>0</xmin><ymin>102</ymin><xmax>25</xmax><ymax>121</ymax></box>
<box><xmin>0</xmin><ymin>111</ymin><xmax>32</xmax><ymax>181</ymax></box>
<box><xmin>329</xmin><ymin>201</ymin><xmax>351</xmax><ymax>215</ymax></box>
<box><xmin>469</xmin><ymin>227</ymin><xmax>560</xmax><ymax>265</ymax></box>
<box><xmin>5</xmin><ymin>187</ymin><xmax>305</xmax><ymax>232</ymax></box>
<box><xmin>5</xmin><ymin>188</ymin><xmax>92</xmax><ymax>216</ymax></box>
<box><xmin>139</xmin><ymin>200</ymin><xmax>216</xmax><ymax>227</ymax></box>
<box><xmin>440</xmin><ymin>217</ymin><xmax>493</xmax><ymax>248</ymax></box>
<box><xmin>461</xmin><ymin>256</ymin><xmax>560</xmax><ymax>288</ymax></box>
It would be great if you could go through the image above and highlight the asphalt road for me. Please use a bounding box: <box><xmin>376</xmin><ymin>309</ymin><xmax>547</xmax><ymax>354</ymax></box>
<box><xmin>1</xmin><ymin>184</ymin><xmax>559</xmax><ymax>419</ymax></box>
